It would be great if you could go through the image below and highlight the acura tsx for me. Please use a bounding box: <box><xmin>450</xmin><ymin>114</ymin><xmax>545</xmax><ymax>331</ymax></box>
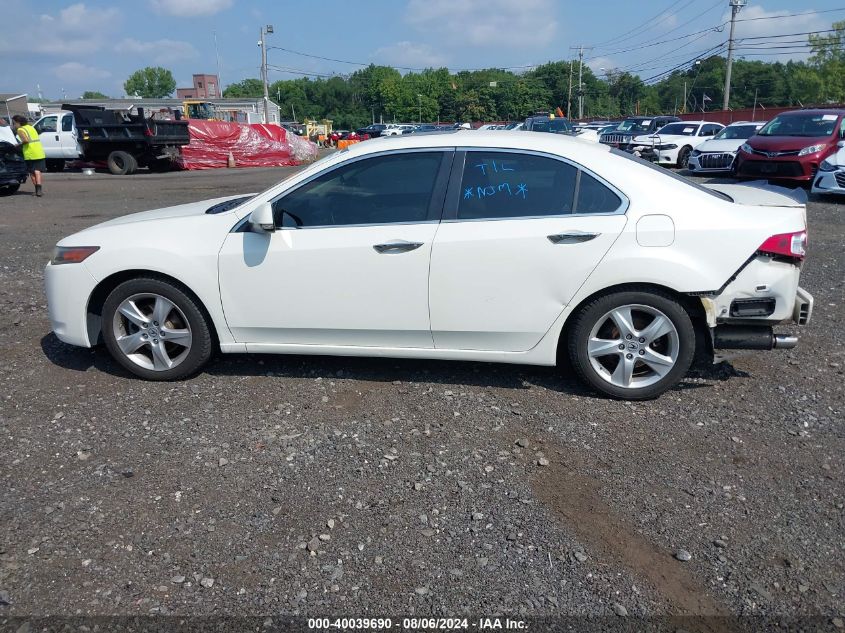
<box><xmin>45</xmin><ymin>131</ymin><xmax>813</xmax><ymax>399</ymax></box>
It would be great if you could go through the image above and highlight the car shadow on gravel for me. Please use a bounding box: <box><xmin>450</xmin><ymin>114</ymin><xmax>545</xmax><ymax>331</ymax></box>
<box><xmin>41</xmin><ymin>333</ymin><xmax>744</xmax><ymax>395</ymax></box>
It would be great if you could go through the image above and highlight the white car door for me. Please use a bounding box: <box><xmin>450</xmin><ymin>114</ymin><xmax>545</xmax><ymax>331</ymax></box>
<box><xmin>429</xmin><ymin>150</ymin><xmax>628</xmax><ymax>352</ymax></box>
<box><xmin>34</xmin><ymin>115</ymin><xmax>60</xmax><ymax>157</ymax></box>
<box><xmin>59</xmin><ymin>113</ymin><xmax>80</xmax><ymax>158</ymax></box>
<box><xmin>218</xmin><ymin>150</ymin><xmax>452</xmax><ymax>348</ymax></box>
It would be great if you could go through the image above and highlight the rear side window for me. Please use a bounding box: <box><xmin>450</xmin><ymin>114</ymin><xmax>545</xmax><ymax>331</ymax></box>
<box><xmin>457</xmin><ymin>151</ymin><xmax>622</xmax><ymax>220</ymax></box>
<box><xmin>62</xmin><ymin>114</ymin><xmax>73</xmax><ymax>132</ymax></box>
<box><xmin>458</xmin><ymin>152</ymin><xmax>577</xmax><ymax>220</ymax></box>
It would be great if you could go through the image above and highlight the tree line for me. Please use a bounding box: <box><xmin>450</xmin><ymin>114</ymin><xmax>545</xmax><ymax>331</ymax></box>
<box><xmin>223</xmin><ymin>20</ymin><xmax>844</xmax><ymax>127</ymax></box>
<box><xmin>98</xmin><ymin>21</ymin><xmax>844</xmax><ymax>128</ymax></box>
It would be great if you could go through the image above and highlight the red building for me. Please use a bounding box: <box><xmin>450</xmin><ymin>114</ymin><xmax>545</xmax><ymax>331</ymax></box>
<box><xmin>176</xmin><ymin>74</ymin><xmax>220</xmax><ymax>99</ymax></box>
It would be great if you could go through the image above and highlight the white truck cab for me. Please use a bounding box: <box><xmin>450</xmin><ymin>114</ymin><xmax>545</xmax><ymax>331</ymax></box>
<box><xmin>33</xmin><ymin>111</ymin><xmax>82</xmax><ymax>171</ymax></box>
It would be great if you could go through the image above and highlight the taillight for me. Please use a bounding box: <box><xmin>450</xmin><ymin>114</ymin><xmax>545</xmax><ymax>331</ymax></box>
<box><xmin>758</xmin><ymin>231</ymin><xmax>807</xmax><ymax>260</ymax></box>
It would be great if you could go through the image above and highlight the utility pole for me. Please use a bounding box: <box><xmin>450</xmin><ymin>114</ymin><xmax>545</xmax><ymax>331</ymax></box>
<box><xmin>683</xmin><ymin>80</ymin><xmax>687</xmax><ymax>114</ymax></box>
<box><xmin>567</xmin><ymin>60</ymin><xmax>573</xmax><ymax>119</ymax></box>
<box><xmin>259</xmin><ymin>24</ymin><xmax>273</xmax><ymax>124</ymax></box>
<box><xmin>723</xmin><ymin>0</ymin><xmax>746</xmax><ymax>110</ymax></box>
<box><xmin>577</xmin><ymin>46</ymin><xmax>584</xmax><ymax>119</ymax></box>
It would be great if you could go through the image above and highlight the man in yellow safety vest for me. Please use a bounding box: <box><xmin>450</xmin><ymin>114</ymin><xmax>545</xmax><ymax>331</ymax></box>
<box><xmin>12</xmin><ymin>115</ymin><xmax>46</xmax><ymax>197</ymax></box>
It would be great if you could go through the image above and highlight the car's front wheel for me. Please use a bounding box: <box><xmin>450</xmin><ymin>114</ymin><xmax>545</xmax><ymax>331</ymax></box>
<box><xmin>567</xmin><ymin>289</ymin><xmax>695</xmax><ymax>399</ymax></box>
<box><xmin>102</xmin><ymin>277</ymin><xmax>213</xmax><ymax>380</ymax></box>
<box><xmin>677</xmin><ymin>146</ymin><xmax>692</xmax><ymax>169</ymax></box>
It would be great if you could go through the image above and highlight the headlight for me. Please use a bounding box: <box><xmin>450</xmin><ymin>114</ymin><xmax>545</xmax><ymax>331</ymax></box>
<box><xmin>798</xmin><ymin>143</ymin><xmax>827</xmax><ymax>156</ymax></box>
<box><xmin>51</xmin><ymin>246</ymin><xmax>100</xmax><ymax>265</ymax></box>
<box><xmin>691</xmin><ymin>150</ymin><xmax>701</xmax><ymax>157</ymax></box>
<box><xmin>819</xmin><ymin>159</ymin><xmax>837</xmax><ymax>172</ymax></box>
<box><xmin>740</xmin><ymin>143</ymin><xmax>753</xmax><ymax>154</ymax></box>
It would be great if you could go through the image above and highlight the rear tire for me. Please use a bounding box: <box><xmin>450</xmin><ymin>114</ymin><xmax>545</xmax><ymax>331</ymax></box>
<box><xmin>567</xmin><ymin>289</ymin><xmax>695</xmax><ymax>400</ymax></box>
<box><xmin>0</xmin><ymin>184</ymin><xmax>20</xmax><ymax>195</ymax></box>
<box><xmin>148</xmin><ymin>158</ymin><xmax>173</xmax><ymax>173</ymax></box>
<box><xmin>46</xmin><ymin>159</ymin><xmax>65</xmax><ymax>172</ymax></box>
<box><xmin>107</xmin><ymin>151</ymin><xmax>138</xmax><ymax>175</ymax></box>
<box><xmin>102</xmin><ymin>277</ymin><xmax>213</xmax><ymax>381</ymax></box>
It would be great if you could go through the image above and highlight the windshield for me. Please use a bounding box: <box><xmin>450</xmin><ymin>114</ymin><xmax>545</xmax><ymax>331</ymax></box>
<box><xmin>656</xmin><ymin>123</ymin><xmax>699</xmax><ymax>136</ymax></box>
<box><xmin>530</xmin><ymin>118</ymin><xmax>572</xmax><ymax>133</ymax></box>
<box><xmin>616</xmin><ymin>119</ymin><xmax>654</xmax><ymax>133</ymax></box>
<box><xmin>714</xmin><ymin>124</ymin><xmax>760</xmax><ymax>140</ymax></box>
<box><xmin>758</xmin><ymin>113</ymin><xmax>840</xmax><ymax>137</ymax></box>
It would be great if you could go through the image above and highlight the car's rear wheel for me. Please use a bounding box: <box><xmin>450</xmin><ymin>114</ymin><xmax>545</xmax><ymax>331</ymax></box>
<box><xmin>102</xmin><ymin>278</ymin><xmax>212</xmax><ymax>380</ymax></box>
<box><xmin>567</xmin><ymin>289</ymin><xmax>695</xmax><ymax>400</ymax></box>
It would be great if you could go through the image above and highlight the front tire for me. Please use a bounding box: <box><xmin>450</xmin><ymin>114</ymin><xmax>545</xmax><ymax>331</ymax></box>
<box><xmin>102</xmin><ymin>278</ymin><xmax>213</xmax><ymax>380</ymax></box>
<box><xmin>0</xmin><ymin>184</ymin><xmax>20</xmax><ymax>195</ymax></box>
<box><xmin>46</xmin><ymin>159</ymin><xmax>65</xmax><ymax>172</ymax></box>
<box><xmin>677</xmin><ymin>146</ymin><xmax>692</xmax><ymax>169</ymax></box>
<box><xmin>567</xmin><ymin>289</ymin><xmax>695</xmax><ymax>400</ymax></box>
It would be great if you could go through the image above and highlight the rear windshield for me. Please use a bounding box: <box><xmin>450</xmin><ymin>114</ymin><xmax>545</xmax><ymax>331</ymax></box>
<box><xmin>529</xmin><ymin>118</ymin><xmax>573</xmax><ymax>133</ymax></box>
<box><xmin>715</xmin><ymin>124</ymin><xmax>760</xmax><ymax>140</ymax></box>
<box><xmin>656</xmin><ymin>123</ymin><xmax>699</xmax><ymax>136</ymax></box>
<box><xmin>610</xmin><ymin>148</ymin><xmax>731</xmax><ymax>202</ymax></box>
<box><xmin>758</xmin><ymin>113</ymin><xmax>840</xmax><ymax>137</ymax></box>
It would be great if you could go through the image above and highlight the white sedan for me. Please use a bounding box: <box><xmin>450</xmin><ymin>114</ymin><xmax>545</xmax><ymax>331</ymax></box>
<box><xmin>688</xmin><ymin>121</ymin><xmax>767</xmax><ymax>174</ymax></box>
<box><xmin>45</xmin><ymin>131</ymin><xmax>813</xmax><ymax>399</ymax></box>
<box><xmin>811</xmin><ymin>141</ymin><xmax>845</xmax><ymax>196</ymax></box>
<box><xmin>632</xmin><ymin>121</ymin><xmax>725</xmax><ymax>168</ymax></box>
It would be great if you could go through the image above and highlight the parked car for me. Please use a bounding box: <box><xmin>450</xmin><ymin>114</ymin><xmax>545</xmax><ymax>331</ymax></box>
<box><xmin>0</xmin><ymin>140</ymin><xmax>27</xmax><ymax>195</ymax></box>
<box><xmin>34</xmin><ymin>105</ymin><xmax>190</xmax><ymax>174</ymax></box>
<box><xmin>630</xmin><ymin>121</ymin><xmax>725</xmax><ymax>168</ymax></box>
<box><xmin>600</xmin><ymin>116</ymin><xmax>681</xmax><ymax>151</ymax></box>
<box><xmin>688</xmin><ymin>121</ymin><xmax>767</xmax><ymax>174</ymax></box>
<box><xmin>382</xmin><ymin>124</ymin><xmax>416</xmax><ymax>136</ymax></box>
<box><xmin>406</xmin><ymin>124</ymin><xmax>440</xmax><ymax>134</ymax></box>
<box><xmin>46</xmin><ymin>131</ymin><xmax>812</xmax><ymax>399</ymax></box>
<box><xmin>356</xmin><ymin>124</ymin><xmax>388</xmax><ymax>138</ymax></box>
<box><xmin>734</xmin><ymin>109</ymin><xmax>845</xmax><ymax>182</ymax></box>
<box><xmin>523</xmin><ymin>115</ymin><xmax>574</xmax><ymax>135</ymax></box>
<box><xmin>329</xmin><ymin>130</ymin><xmax>358</xmax><ymax>144</ymax></box>
<box><xmin>811</xmin><ymin>140</ymin><xmax>845</xmax><ymax>196</ymax></box>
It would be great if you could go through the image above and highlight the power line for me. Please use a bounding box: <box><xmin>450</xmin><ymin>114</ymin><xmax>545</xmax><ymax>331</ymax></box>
<box><xmin>735</xmin><ymin>7</ymin><xmax>845</xmax><ymax>22</ymax></box>
<box><xmin>592</xmin><ymin>0</ymin><xmax>697</xmax><ymax>48</ymax></box>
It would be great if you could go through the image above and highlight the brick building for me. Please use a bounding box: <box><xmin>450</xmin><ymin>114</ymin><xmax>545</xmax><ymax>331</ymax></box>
<box><xmin>176</xmin><ymin>74</ymin><xmax>220</xmax><ymax>99</ymax></box>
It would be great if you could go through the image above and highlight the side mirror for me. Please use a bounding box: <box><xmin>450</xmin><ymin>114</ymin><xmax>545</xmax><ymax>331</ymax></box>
<box><xmin>838</xmin><ymin>140</ymin><xmax>845</xmax><ymax>149</ymax></box>
<box><xmin>249</xmin><ymin>202</ymin><xmax>275</xmax><ymax>232</ymax></box>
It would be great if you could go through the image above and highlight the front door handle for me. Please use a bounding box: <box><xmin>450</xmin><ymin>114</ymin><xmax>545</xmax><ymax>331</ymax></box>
<box><xmin>373</xmin><ymin>240</ymin><xmax>424</xmax><ymax>254</ymax></box>
<box><xmin>55</xmin><ymin>135</ymin><xmax>60</xmax><ymax>141</ymax></box>
<box><xmin>547</xmin><ymin>231</ymin><xmax>601</xmax><ymax>244</ymax></box>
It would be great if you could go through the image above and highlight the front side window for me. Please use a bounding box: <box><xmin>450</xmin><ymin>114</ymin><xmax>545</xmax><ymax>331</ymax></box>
<box><xmin>457</xmin><ymin>151</ymin><xmax>621</xmax><ymax>220</ymax></box>
<box><xmin>35</xmin><ymin>117</ymin><xmax>57</xmax><ymax>133</ymax></box>
<box><xmin>273</xmin><ymin>151</ymin><xmax>445</xmax><ymax>228</ymax></box>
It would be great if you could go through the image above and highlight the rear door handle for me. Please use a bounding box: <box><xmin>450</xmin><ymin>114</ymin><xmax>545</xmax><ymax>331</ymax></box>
<box><xmin>373</xmin><ymin>240</ymin><xmax>424</xmax><ymax>254</ymax></box>
<box><xmin>547</xmin><ymin>231</ymin><xmax>601</xmax><ymax>244</ymax></box>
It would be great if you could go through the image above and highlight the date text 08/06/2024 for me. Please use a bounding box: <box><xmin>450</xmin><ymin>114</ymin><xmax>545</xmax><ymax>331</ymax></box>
<box><xmin>307</xmin><ymin>617</ymin><xmax>527</xmax><ymax>630</ymax></box>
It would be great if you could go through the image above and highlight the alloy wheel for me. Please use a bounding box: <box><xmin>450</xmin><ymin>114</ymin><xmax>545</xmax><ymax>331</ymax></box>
<box><xmin>112</xmin><ymin>293</ymin><xmax>193</xmax><ymax>371</ymax></box>
<box><xmin>586</xmin><ymin>304</ymin><xmax>680</xmax><ymax>389</ymax></box>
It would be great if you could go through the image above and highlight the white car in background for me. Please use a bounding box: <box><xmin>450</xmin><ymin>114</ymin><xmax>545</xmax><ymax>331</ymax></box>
<box><xmin>45</xmin><ymin>131</ymin><xmax>812</xmax><ymax>400</ymax></box>
<box><xmin>632</xmin><ymin>121</ymin><xmax>725</xmax><ymax>168</ymax></box>
<box><xmin>382</xmin><ymin>124</ymin><xmax>414</xmax><ymax>136</ymax></box>
<box><xmin>688</xmin><ymin>121</ymin><xmax>767</xmax><ymax>174</ymax></box>
<box><xmin>811</xmin><ymin>141</ymin><xmax>845</xmax><ymax>196</ymax></box>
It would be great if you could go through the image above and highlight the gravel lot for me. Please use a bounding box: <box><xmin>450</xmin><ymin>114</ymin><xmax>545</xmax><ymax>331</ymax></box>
<box><xmin>0</xmin><ymin>163</ymin><xmax>842</xmax><ymax>631</ymax></box>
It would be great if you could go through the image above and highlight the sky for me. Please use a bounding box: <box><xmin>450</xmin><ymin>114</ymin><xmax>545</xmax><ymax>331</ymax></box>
<box><xmin>1</xmin><ymin>0</ymin><xmax>842</xmax><ymax>100</ymax></box>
